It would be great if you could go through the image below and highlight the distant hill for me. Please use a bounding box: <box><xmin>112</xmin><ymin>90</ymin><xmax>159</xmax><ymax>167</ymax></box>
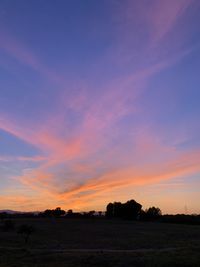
<box><xmin>0</xmin><ymin>209</ymin><xmax>40</xmax><ymax>215</ymax></box>
<box><xmin>0</xmin><ymin>209</ymin><xmax>23</xmax><ymax>214</ymax></box>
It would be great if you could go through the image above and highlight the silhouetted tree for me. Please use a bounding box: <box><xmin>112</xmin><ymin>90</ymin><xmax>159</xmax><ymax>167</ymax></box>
<box><xmin>82</xmin><ymin>210</ymin><xmax>96</xmax><ymax>218</ymax></box>
<box><xmin>98</xmin><ymin>211</ymin><xmax>102</xmax><ymax>216</ymax></box>
<box><xmin>18</xmin><ymin>224</ymin><xmax>35</xmax><ymax>244</ymax></box>
<box><xmin>106</xmin><ymin>203</ymin><xmax>114</xmax><ymax>218</ymax></box>
<box><xmin>145</xmin><ymin>207</ymin><xmax>162</xmax><ymax>220</ymax></box>
<box><xmin>67</xmin><ymin>209</ymin><xmax>73</xmax><ymax>215</ymax></box>
<box><xmin>139</xmin><ymin>209</ymin><xmax>147</xmax><ymax>220</ymax></box>
<box><xmin>41</xmin><ymin>207</ymin><xmax>65</xmax><ymax>217</ymax></box>
<box><xmin>88</xmin><ymin>210</ymin><xmax>95</xmax><ymax>216</ymax></box>
<box><xmin>43</xmin><ymin>209</ymin><xmax>53</xmax><ymax>217</ymax></box>
<box><xmin>123</xmin><ymin>200</ymin><xmax>142</xmax><ymax>219</ymax></box>
<box><xmin>106</xmin><ymin>199</ymin><xmax>142</xmax><ymax>220</ymax></box>
<box><xmin>113</xmin><ymin>202</ymin><xmax>123</xmax><ymax>217</ymax></box>
<box><xmin>52</xmin><ymin>207</ymin><xmax>65</xmax><ymax>217</ymax></box>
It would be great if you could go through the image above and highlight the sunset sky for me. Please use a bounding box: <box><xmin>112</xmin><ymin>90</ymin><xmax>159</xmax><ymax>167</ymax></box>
<box><xmin>0</xmin><ymin>0</ymin><xmax>200</xmax><ymax>213</ymax></box>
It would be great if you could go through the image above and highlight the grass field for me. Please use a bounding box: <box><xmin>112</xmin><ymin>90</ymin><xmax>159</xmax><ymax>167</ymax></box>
<box><xmin>0</xmin><ymin>218</ymin><xmax>200</xmax><ymax>266</ymax></box>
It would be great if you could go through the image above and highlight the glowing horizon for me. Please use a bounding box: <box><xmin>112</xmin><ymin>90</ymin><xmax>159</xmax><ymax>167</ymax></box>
<box><xmin>0</xmin><ymin>0</ymin><xmax>200</xmax><ymax>214</ymax></box>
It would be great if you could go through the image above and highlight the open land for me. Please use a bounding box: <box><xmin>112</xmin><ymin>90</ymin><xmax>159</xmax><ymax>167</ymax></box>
<box><xmin>0</xmin><ymin>218</ymin><xmax>200</xmax><ymax>266</ymax></box>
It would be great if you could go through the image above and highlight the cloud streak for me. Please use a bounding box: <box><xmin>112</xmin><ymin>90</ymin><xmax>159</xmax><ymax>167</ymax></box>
<box><xmin>0</xmin><ymin>0</ymin><xmax>199</xmax><ymax>212</ymax></box>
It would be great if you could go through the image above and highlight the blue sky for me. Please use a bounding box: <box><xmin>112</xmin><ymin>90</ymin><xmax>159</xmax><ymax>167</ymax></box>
<box><xmin>0</xmin><ymin>0</ymin><xmax>200</xmax><ymax>213</ymax></box>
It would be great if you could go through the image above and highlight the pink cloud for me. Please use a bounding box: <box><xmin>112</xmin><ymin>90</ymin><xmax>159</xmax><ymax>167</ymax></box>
<box><xmin>0</xmin><ymin>30</ymin><xmax>64</xmax><ymax>84</ymax></box>
<box><xmin>0</xmin><ymin>0</ymin><xmax>199</xmax><ymax>212</ymax></box>
<box><xmin>0</xmin><ymin>42</ymin><xmax>196</xmax><ymax>204</ymax></box>
<box><xmin>58</xmin><ymin>148</ymin><xmax>200</xmax><ymax>205</ymax></box>
<box><xmin>144</xmin><ymin>0</ymin><xmax>194</xmax><ymax>44</ymax></box>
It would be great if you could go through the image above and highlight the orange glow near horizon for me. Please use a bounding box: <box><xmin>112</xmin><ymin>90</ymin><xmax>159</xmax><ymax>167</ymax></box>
<box><xmin>0</xmin><ymin>0</ymin><xmax>200</xmax><ymax>214</ymax></box>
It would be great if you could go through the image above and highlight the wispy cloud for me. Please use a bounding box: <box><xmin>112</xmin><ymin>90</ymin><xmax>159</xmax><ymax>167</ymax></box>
<box><xmin>0</xmin><ymin>0</ymin><xmax>199</xmax><ymax>212</ymax></box>
<box><xmin>0</xmin><ymin>30</ymin><xmax>65</xmax><ymax>84</ymax></box>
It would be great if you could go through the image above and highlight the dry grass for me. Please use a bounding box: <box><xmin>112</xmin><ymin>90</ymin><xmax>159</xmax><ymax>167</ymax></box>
<box><xmin>0</xmin><ymin>218</ymin><xmax>200</xmax><ymax>266</ymax></box>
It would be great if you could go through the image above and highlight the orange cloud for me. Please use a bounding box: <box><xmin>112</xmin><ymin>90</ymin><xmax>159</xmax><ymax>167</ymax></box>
<box><xmin>56</xmin><ymin>148</ymin><xmax>200</xmax><ymax>207</ymax></box>
<box><xmin>0</xmin><ymin>0</ymin><xmax>199</xmax><ymax>213</ymax></box>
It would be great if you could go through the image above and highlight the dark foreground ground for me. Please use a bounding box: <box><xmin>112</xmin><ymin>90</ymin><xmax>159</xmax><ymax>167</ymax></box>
<box><xmin>0</xmin><ymin>218</ymin><xmax>200</xmax><ymax>266</ymax></box>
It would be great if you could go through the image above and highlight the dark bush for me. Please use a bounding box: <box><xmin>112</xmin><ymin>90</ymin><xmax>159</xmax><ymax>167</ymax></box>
<box><xmin>18</xmin><ymin>224</ymin><xmax>35</xmax><ymax>243</ymax></box>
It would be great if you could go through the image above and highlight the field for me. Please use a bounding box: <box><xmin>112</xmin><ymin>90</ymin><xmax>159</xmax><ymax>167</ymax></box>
<box><xmin>0</xmin><ymin>218</ymin><xmax>200</xmax><ymax>266</ymax></box>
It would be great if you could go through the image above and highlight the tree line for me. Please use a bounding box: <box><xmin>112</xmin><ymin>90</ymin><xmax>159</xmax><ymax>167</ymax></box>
<box><xmin>106</xmin><ymin>199</ymin><xmax>161</xmax><ymax>220</ymax></box>
<box><xmin>1</xmin><ymin>199</ymin><xmax>200</xmax><ymax>224</ymax></box>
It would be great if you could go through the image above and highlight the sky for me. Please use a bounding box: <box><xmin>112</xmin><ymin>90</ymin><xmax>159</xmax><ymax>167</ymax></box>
<box><xmin>0</xmin><ymin>0</ymin><xmax>200</xmax><ymax>214</ymax></box>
